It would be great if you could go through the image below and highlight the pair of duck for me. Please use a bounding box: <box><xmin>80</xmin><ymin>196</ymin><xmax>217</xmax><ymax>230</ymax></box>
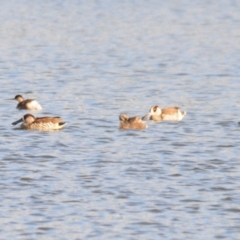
<box><xmin>119</xmin><ymin>106</ymin><xmax>186</xmax><ymax>130</ymax></box>
<box><xmin>12</xmin><ymin>95</ymin><xmax>66</xmax><ymax>131</ymax></box>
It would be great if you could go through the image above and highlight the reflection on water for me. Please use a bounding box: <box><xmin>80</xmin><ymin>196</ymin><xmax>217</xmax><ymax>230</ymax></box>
<box><xmin>0</xmin><ymin>0</ymin><xmax>240</xmax><ymax>239</ymax></box>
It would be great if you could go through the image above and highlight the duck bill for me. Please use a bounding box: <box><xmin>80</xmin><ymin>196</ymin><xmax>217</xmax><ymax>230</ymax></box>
<box><xmin>142</xmin><ymin>113</ymin><xmax>151</xmax><ymax>121</ymax></box>
<box><xmin>12</xmin><ymin>118</ymin><xmax>23</xmax><ymax>125</ymax></box>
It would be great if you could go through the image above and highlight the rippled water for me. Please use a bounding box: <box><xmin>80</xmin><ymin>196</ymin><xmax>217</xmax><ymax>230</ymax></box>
<box><xmin>1</xmin><ymin>1</ymin><xmax>240</xmax><ymax>239</ymax></box>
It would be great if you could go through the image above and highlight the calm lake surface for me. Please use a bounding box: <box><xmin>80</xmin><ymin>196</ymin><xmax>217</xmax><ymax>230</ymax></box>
<box><xmin>0</xmin><ymin>1</ymin><xmax>240</xmax><ymax>239</ymax></box>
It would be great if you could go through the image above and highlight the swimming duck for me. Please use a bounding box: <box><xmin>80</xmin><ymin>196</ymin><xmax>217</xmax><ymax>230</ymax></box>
<box><xmin>14</xmin><ymin>95</ymin><xmax>42</xmax><ymax>110</ymax></box>
<box><xmin>12</xmin><ymin>114</ymin><xmax>66</xmax><ymax>131</ymax></box>
<box><xmin>143</xmin><ymin>105</ymin><xmax>186</xmax><ymax>121</ymax></box>
<box><xmin>119</xmin><ymin>113</ymin><xmax>147</xmax><ymax>130</ymax></box>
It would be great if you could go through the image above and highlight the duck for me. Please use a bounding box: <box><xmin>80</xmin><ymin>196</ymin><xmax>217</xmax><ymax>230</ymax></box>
<box><xmin>119</xmin><ymin>113</ymin><xmax>147</xmax><ymax>130</ymax></box>
<box><xmin>143</xmin><ymin>105</ymin><xmax>186</xmax><ymax>121</ymax></box>
<box><xmin>14</xmin><ymin>95</ymin><xmax>42</xmax><ymax>110</ymax></box>
<box><xmin>12</xmin><ymin>114</ymin><xmax>66</xmax><ymax>131</ymax></box>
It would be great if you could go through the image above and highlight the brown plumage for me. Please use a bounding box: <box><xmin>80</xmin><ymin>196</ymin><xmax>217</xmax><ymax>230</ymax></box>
<box><xmin>12</xmin><ymin>114</ymin><xmax>66</xmax><ymax>131</ymax></box>
<box><xmin>119</xmin><ymin>113</ymin><xmax>147</xmax><ymax>130</ymax></box>
<box><xmin>14</xmin><ymin>94</ymin><xmax>42</xmax><ymax>110</ymax></box>
<box><xmin>161</xmin><ymin>107</ymin><xmax>179</xmax><ymax>114</ymax></box>
<box><xmin>143</xmin><ymin>105</ymin><xmax>186</xmax><ymax>121</ymax></box>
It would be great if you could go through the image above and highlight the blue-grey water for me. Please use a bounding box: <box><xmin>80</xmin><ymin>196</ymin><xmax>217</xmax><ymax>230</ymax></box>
<box><xmin>1</xmin><ymin>1</ymin><xmax>240</xmax><ymax>239</ymax></box>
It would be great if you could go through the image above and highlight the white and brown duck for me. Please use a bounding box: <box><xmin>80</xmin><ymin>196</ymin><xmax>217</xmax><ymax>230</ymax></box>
<box><xmin>143</xmin><ymin>105</ymin><xmax>186</xmax><ymax>121</ymax></box>
<box><xmin>14</xmin><ymin>95</ymin><xmax>42</xmax><ymax>110</ymax></box>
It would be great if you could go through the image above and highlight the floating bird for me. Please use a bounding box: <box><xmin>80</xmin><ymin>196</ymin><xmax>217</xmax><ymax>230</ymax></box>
<box><xmin>12</xmin><ymin>114</ymin><xmax>66</xmax><ymax>131</ymax></box>
<box><xmin>14</xmin><ymin>95</ymin><xmax>42</xmax><ymax>110</ymax></box>
<box><xmin>119</xmin><ymin>113</ymin><xmax>147</xmax><ymax>130</ymax></box>
<box><xmin>143</xmin><ymin>105</ymin><xmax>186</xmax><ymax>121</ymax></box>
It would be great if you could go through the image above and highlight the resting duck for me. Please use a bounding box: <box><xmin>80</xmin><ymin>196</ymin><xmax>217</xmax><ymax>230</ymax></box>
<box><xmin>14</xmin><ymin>95</ymin><xmax>42</xmax><ymax>110</ymax></box>
<box><xmin>12</xmin><ymin>114</ymin><xmax>66</xmax><ymax>131</ymax></box>
<box><xmin>143</xmin><ymin>105</ymin><xmax>186</xmax><ymax>121</ymax></box>
<box><xmin>119</xmin><ymin>113</ymin><xmax>147</xmax><ymax>130</ymax></box>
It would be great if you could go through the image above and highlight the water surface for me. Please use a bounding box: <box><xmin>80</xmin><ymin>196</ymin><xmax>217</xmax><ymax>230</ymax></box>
<box><xmin>0</xmin><ymin>1</ymin><xmax>240</xmax><ymax>239</ymax></box>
